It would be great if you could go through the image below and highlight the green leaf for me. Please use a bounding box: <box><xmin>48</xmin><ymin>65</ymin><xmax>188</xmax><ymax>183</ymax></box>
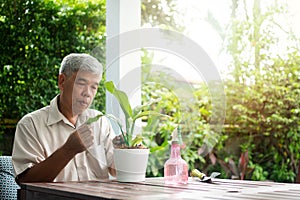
<box><xmin>86</xmin><ymin>113</ymin><xmax>103</xmax><ymax>124</ymax></box>
<box><xmin>105</xmin><ymin>113</ymin><xmax>129</xmax><ymax>146</ymax></box>
<box><xmin>105</xmin><ymin>81</ymin><xmax>133</xmax><ymax>119</ymax></box>
<box><xmin>104</xmin><ymin>81</ymin><xmax>116</xmax><ymax>94</ymax></box>
<box><xmin>131</xmin><ymin>134</ymin><xmax>143</xmax><ymax>147</ymax></box>
<box><xmin>133</xmin><ymin>110</ymin><xmax>171</xmax><ymax>121</ymax></box>
<box><xmin>132</xmin><ymin>97</ymin><xmax>162</xmax><ymax>117</ymax></box>
<box><xmin>150</xmin><ymin>145</ymin><xmax>167</xmax><ymax>153</ymax></box>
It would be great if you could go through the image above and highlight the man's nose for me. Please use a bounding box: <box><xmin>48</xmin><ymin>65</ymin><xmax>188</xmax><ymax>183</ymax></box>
<box><xmin>83</xmin><ymin>86</ymin><xmax>92</xmax><ymax>97</ymax></box>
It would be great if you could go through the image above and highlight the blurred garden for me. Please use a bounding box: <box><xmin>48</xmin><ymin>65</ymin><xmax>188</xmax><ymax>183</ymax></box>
<box><xmin>0</xmin><ymin>0</ymin><xmax>299</xmax><ymax>183</ymax></box>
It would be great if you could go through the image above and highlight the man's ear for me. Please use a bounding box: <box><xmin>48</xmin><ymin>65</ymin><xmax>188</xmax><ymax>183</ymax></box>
<box><xmin>58</xmin><ymin>73</ymin><xmax>65</xmax><ymax>91</ymax></box>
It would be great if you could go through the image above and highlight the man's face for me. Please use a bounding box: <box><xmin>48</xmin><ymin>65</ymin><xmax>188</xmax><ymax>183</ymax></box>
<box><xmin>59</xmin><ymin>70</ymin><xmax>101</xmax><ymax>116</ymax></box>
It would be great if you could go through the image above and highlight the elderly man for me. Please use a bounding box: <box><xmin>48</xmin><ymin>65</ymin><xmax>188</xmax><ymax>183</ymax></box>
<box><xmin>12</xmin><ymin>53</ymin><xmax>116</xmax><ymax>183</ymax></box>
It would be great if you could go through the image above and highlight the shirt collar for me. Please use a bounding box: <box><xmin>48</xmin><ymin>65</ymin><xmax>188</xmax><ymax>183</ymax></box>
<box><xmin>47</xmin><ymin>95</ymin><xmax>89</xmax><ymax>128</ymax></box>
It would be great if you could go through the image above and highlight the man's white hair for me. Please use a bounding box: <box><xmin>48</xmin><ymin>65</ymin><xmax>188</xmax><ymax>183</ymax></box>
<box><xmin>59</xmin><ymin>53</ymin><xmax>103</xmax><ymax>77</ymax></box>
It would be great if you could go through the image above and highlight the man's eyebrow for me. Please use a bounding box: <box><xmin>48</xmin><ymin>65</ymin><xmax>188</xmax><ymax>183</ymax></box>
<box><xmin>76</xmin><ymin>77</ymin><xmax>99</xmax><ymax>85</ymax></box>
<box><xmin>76</xmin><ymin>77</ymin><xmax>88</xmax><ymax>82</ymax></box>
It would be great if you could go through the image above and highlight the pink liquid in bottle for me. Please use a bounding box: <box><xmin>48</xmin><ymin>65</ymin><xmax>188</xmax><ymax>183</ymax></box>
<box><xmin>164</xmin><ymin>127</ymin><xmax>188</xmax><ymax>185</ymax></box>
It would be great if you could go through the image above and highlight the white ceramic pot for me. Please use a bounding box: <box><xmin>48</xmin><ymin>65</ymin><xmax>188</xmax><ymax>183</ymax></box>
<box><xmin>113</xmin><ymin>148</ymin><xmax>149</xmax><ymax>182</ymax></box>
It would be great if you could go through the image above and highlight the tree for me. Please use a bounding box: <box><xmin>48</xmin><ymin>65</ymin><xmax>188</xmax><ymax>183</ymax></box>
<box><xmin>208</xmin><ymin>0</ymin><xmax>300</xmax><ymax>182</ymax></box>
<box><xmin>0</xmin><ymin>0</ymin><xmax>106</xmax><ymax>154</ymax></box>
<box><xmin>141</xmin><ymin>0</ymin><xmax>184</xmax><ymax>31</ymax></box>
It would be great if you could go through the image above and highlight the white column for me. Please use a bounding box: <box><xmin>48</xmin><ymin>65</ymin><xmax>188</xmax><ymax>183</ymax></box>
<box><xmin>106</xmin><ymin>0</ymin><xmax>141</xmax><ymax>135</ymax></box>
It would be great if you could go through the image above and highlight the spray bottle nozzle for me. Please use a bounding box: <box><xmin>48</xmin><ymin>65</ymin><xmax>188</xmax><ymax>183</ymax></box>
<box><xmin>171</xmin><ymin>125</ymin><xmax>183</xmax><ymax>145</ymax></box>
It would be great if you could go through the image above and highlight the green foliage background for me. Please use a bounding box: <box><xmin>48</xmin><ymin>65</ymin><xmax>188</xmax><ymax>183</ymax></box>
<box><xmin>141</xmin><ymin>0</ymin><xmax>300</xmax><ymax>183</ymax></box>
<box><xmin>0</xmin><ymin>0</ymin><xmax>106</xmax><ymax>154</ymax></box>
<box><xmin>217</xmin><ymin>0</ymin><xmax>300</xmax><ymax>182</ymax></box>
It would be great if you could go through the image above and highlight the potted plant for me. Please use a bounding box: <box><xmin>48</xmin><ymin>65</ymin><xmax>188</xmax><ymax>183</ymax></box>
<box><xmin>87</xmin><ymin>81</ymin><xmax>170</xmax><ymax>182</ymax></box>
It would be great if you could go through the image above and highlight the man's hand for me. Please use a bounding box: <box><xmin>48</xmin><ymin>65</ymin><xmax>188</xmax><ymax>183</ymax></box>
<box><xmin>63</xmin><ymin>123</ymin><xmax>94</xmax><ymax>155</ymax></box>
<box><xmin>16</xmin><ymin>123</ymin><xmax>94</xmax><ymax>183</ymax></box>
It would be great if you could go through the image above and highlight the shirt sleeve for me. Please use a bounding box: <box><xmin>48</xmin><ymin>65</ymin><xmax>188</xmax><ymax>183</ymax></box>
<box><xmin>12</xmin><ymin>116</ymin><xmax>46</xmax><ymax>177</ymax></box>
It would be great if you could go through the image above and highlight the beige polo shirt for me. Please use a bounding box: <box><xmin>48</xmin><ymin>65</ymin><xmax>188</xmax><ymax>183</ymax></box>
<box><xmin>12</xmin><ymin>95</ymin><xmax>115</xmax><ymax>182</ymax></box>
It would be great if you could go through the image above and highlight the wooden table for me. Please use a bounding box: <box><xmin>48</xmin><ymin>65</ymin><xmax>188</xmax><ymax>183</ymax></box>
<box><xmin>19</xmin><ymin>177</ymin><xmax>300</xmax><ymax>200</ymax></box>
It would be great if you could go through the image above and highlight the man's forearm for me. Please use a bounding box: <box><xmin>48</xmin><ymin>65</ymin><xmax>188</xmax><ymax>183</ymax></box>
<box><xmin>17</xmin><ymin>145</ymin><xmax>76</xmax><ymax>183</ymax></box>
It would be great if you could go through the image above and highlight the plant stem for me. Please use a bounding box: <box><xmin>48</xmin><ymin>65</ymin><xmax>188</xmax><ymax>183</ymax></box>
<box><xmin>120</xmin><ymin>128</ymin><xmax>129</xmax><ymax>147</ymax></box>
